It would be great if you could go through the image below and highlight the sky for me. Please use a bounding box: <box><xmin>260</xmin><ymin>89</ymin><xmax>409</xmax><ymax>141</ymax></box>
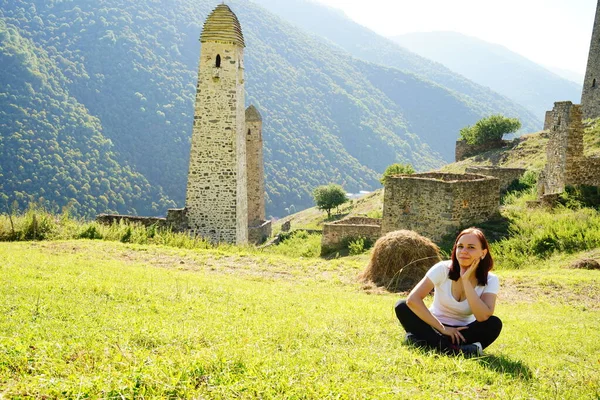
<box><xmin>312</xmin><ymin>0</ymin><xmax>597</xmax><ymax>76</ymax></box>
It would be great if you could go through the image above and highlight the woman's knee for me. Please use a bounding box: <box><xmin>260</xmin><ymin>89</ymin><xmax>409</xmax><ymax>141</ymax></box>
<box><xmin>394</xmin><ymin>299</ymin><xmax>410</xmax><ymax>320</ymax></box>
<box><xmin>487</xmin><ymin>315</ymin><xmax>503</xmax><ymax>334</ymax></box>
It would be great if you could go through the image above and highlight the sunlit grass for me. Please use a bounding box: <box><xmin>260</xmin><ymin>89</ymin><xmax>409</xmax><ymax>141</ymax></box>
<box><xmin>0</xmin><ymin>241</ymin><xmax>598</xmax><ymax>398</ymax></box>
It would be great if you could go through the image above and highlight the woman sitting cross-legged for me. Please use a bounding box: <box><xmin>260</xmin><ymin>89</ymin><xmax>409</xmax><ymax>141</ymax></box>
<box><xmin>394</xmin><ymin>227</ymin><xmax>502</xmax><ymax>357</ymax></box>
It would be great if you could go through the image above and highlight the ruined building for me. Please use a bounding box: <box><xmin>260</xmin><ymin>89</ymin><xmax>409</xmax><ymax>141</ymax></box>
<box><xmin>538</xmin><ymin>101</ymin><xmax>600</xmax><ymax>198</ymax></box>
<box><xmin>582</xmin><ymin>0</ymin><xmax>600</xmax><ymax>120</ymax></box>
<box><xmin>381</xmin><ymin>173</ymin><xmax>500</xmax><ymax>242</ymax></box>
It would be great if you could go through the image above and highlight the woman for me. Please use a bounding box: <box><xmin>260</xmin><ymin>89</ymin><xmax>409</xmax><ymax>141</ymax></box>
<box><xmin>394</xmin><ymin>227</ymin><xmax>502</xmax><ymax>356</ymax></box>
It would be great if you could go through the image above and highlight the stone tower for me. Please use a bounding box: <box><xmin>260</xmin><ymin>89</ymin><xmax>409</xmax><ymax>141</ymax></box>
<box><xmin>245</xmin><ymin>105</ymin><xmax>266</xmax><ymax>226</ymax></box>
<box><xmin>582</xmin><ymin>0</ymin><xmax>600</xmax><ymax>119</ymax></box>
<box><xmin>185</xmin><ymin>4</ymin><xmax>248</xmax><ymax>244</ymax></box>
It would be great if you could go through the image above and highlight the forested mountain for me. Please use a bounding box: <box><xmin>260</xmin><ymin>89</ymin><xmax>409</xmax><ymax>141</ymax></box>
<box><xmin>0</xmin><ymin>19</ymin><xmax>174</xmax><ymax>216</ymax></box>
<box><xmin>390</xmin><ymin>31</ymin><xmax>583</xmax><ymax>118</ymax></box>
<box><xmin>0</xmin><ymin>0</ymin><xmax>541</xmax><ymax>218</ymax></box>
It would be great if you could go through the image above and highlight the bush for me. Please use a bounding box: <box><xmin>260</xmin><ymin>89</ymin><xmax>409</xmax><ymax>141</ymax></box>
<box><xmin>459</xmin><ymin>114</ymin><xmax>521</xmax><ymax>145</ymax></box>
<box><xmin>344</xmin><ymin>236</ymin><xmax>374</xmax><ymax>256</ymax></box>
<box><xmin>558</xmin><ymin>185</ymin><xmax>600</xmax><ymax>209</ymax></box>
<box><xmin>380</xmin><ymin>163</ymin><xmax>414</xmax><ymax>185</ymax></box>
<box><xmin>78</xmin><ymin>224</ymin><xmax>103</xmax><ymax>240</ymax></box>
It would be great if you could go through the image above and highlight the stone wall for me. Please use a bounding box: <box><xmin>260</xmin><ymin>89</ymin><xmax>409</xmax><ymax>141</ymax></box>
<box><xmin>166</xmin><ymin>208</ymin><xmax>188</xmax><ymax>232</ymax></box>
<box><xmin>382</xmin><ymin>173</ymin><xmax>500</xmax><ymax>242</ymax></box>
<box><xmin>96</xmin><ymin>214</ymin><xmax>167</xmax><ymax>228</ymax></box>
<box><xmin>321</xmin><ymin>217</ymin><xmax>382</xmax><ymax>253</ymax></box>
<box><xmin>465</xmin><ymin>166</ymin><xmax>526</xmax><ymax>191</ymax></box>
<box><xmin>582</xmin><ymin>1</ymin><xmax>600</xmax><ymax>119</ymax></box>
<box><xmin>185</xmin><ymin>28</ymin><xmax>248</xmax><ymax>244</ymax></box>
<box><xmin>455</xmin><ymin>139</ymin><xmax>507</xmax><ymax>162</ymax></box>
<box><xmin>248</xmin><ymin>220</ymin><xmax>272</xmax><ymax>245</ymax></box>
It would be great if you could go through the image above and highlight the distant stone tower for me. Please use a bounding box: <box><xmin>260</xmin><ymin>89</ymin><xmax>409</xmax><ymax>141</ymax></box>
<box><xmin>582</xmin><ymin>0</ymin><xmax>600</xmax><ymax>119</ymax></box>
<box><xmin>245</xmin><ymin>105</ymin><xmax>265</xmax><ymax>226</ymax></box>
<box><xmin>185</xmin><ymin>4</ymin><xmax>248</xmax><ymax>244</ymax></box>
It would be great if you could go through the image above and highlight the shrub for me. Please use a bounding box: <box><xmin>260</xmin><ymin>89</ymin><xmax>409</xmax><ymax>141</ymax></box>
<box><xmin>344</xmin><ymin>236</ymin><xmax>374</xmax><ymax>256</ymax></box>
<box><xmin>558</xmin><ymin>185</ymin><xmax>600</xmax><ymax>209</ymax></box>
<box><xmin>78</xmin><ymin>224</ymin><xmax>103</xmax><ymax>240</ymax></box>
<box><xmin>459</xmin><ymin>114</ymin><xmax>521</xmax><ymax>145</ymax></box>
<box><xmin>380</xmin><ymin>163</ymin><xmax>415</xmax><ymax>185</ymax></box>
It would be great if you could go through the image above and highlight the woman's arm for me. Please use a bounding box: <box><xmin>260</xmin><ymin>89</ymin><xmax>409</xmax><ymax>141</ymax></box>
<box><xmin>461</xmin><ymin>261</ymin><xmax>497</xmax><ymax>321</ymax></box>
<box><xmin>406</xmin><ymin>276</ymin><xmax>467</xmax><ymax>344</ymax></box>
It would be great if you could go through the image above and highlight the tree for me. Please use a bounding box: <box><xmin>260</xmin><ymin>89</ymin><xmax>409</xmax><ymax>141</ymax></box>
<box><xmin>380</xmin><ymin>163</ymin><xmax>415</xmax><ymax>185</ymax></box>
<box><xmin>459</xmin><ymin>114</ymin><xmax>522</xmax><ymax>145</ymax></box>
<box><xmin>312</xmin><ymin>184</ymin><xmax>348</xmax><ymax>218</ymax></box>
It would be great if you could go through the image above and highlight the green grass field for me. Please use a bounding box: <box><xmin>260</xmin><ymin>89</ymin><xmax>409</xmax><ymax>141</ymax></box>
<box><xmin>1</xmin><ymin>239</ymin><xmax>599</xmax><ymax>398</ymax></box>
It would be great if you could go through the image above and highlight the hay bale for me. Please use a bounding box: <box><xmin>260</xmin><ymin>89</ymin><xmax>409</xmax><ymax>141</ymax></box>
<box><xmin>360</xmin><ymin>230</ymin><xmax>441</xmax><ymax>292</ymax></box>
<box><xmin>566</xmin><ymin>258</ymin><xmax>600</xmax><ymax>270</ymax></box>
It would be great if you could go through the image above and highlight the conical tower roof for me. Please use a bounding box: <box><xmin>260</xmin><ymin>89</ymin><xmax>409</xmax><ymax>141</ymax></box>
<box><xmin>245</xmin><ymin>105</ymin><xmax>262</xmax><ymax>122</ymax></box>
<box><xmin>200</xmin><ymin>4</ymin><xmax>245</xmax><ymax>47</ymax></box>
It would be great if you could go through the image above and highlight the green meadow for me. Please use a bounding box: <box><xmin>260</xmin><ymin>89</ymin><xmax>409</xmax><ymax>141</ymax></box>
<box><xmin>1</xmin><ymin>236</ymin><xmax>599</xmax><ymax>398</ymax></box>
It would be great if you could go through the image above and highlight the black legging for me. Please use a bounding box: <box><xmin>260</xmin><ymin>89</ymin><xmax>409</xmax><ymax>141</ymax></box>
<box><xmin>395</xmin><ymin>300</ymin><xmax>502</xmax><ymax>353</ymax></box>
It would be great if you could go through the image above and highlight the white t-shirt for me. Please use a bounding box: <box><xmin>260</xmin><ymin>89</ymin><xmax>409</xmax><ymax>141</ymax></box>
<box><xmin>425</xmin><ymin>260</ymin><xmax>499</xmax><ymax>326</ymax></box>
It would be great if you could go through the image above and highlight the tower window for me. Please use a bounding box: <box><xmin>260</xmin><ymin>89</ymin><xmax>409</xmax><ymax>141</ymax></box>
<box><xmin>247</xmin><ymin>129</ymin><xmax>251</xmax><ymax>136</ymax></box>
<box><xmin>215</xmin><ymin>54</ymin><xmax>221</xmax><ymax>68</ymax></box>
<box><xmin>593</xmin><ymin>78</ymin><xmax>596</xmax><ymax>88</ymax></box>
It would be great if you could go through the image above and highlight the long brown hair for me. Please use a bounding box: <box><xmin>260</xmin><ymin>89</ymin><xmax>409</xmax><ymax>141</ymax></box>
<box><xmin>449</xmin><ymin>227</ymin><xmax>494</xmax><ymax>286</ymax></box>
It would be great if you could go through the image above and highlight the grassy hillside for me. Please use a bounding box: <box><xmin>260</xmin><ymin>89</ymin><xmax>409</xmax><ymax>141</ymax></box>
<box><xmin>0</xmin><ymin>238</ymin><xmax>598</xmax><ymax>397</ymax></box>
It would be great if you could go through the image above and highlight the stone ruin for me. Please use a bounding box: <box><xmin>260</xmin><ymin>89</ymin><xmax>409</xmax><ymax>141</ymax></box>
<box><xmin>381</xmin><ymin>173</ymin><xmax>500</xmax><ymax>242</ymax></box>
<box><xmin>321</xmin><ymin>171</ymin><xmax>502</xmax><ymax>249</ymax></box>
<box><xmin>455</xmin><ymin>138</ymin><xmax>514</xmax><ymax>162</ymax></box>
<box><xmin>538</xmin><ymin>101</ymin><xmax>600</xmax><ymax>202</ymax></box>
<box><xmin>465</xmin><ymin>166</ymin><xmax>526</xmax><ymax>192</ymax></box>
<box><xmin>321</xmin><ymin>217</ymin><xmax>381</xmax><ymax>254</ymax></box>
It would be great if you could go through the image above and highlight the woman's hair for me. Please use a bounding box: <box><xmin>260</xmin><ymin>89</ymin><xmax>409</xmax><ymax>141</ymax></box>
<box><xmin>448</xmin><ymin>227</ymin><xmax>494</xmax><ymax>285</ymax></box>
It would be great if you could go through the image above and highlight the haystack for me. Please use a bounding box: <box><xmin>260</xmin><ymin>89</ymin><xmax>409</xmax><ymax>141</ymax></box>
<box><xmin>566</xmin><ymin>258</ymin><xmax>600</xmax><ymax>270</ymax></box>
<box><xmin>360</xmin><ymin>230</ymin><xmax>441</xmax><ymax>292</ymax></box>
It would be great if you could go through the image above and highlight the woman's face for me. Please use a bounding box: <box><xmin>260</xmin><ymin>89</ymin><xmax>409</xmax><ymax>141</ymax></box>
<box><xmin>455</xmin><ymin>233</ymin><xmax>488</xmax><ymax>268</ymax></box>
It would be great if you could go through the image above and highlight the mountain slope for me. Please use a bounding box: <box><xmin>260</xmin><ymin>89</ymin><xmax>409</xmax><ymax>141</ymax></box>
<box><xmin>0</xmin><ymin>19</ymin><xmax>173</xmax><ymax>216</ymax></box>
<box><xmin>251</xmin><ymin>0</ymin><xmax>542</xmax><ymax>130</ymax></box>
<box><xmin>0</xmin><ymin>0</ymin><xmax>541</xmax><ymax>217</ymax></box>
<box><xmin>390</xmin><ymin>31</ymin><xmax>583</xmax><ymax>118</ymax></box>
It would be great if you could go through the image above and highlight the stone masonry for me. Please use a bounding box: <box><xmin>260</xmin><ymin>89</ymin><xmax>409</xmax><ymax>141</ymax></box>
<box><xmin>455</xmin><ymin>139</ymin><xmax>508</xmax><ymax>162</ymax></box>
<box><xmin>382</xmin><ymin>173</ymin><xmax>500</xmax><ymax>242</ymax></box>
<box><xmin>321</xmin><ymin>217</ymin><xmax>382</xmax><ymax>254</ymax></box>
<box><xmin>582</xmin><ymin>0</ymin><xmax>600</xmax><ymax>120</ymax></box>
<box><xmin>465</xmin><ymin>166</ymin><xmax>526</xmax><ymax>192</ymax></box>
<box><xmin>246</xmin><ymin>105</ymin><xmax>265</xmax><ymax>226</ymax></box>
<box><xmin>539</xmin><ymin>101</ymin><xmax>600</xmax><ymax>196</ymax></box>
<box><xmin>185</xmin><ymin>4</ymin><xmax>248</xmax><ymax>244</ymax></box>
<box><xmin>543</xmin><ymin>110</ymin><xmax>554</xmax><ymax>131</ymax></box>
<box><xmin>245</xmin><ymin>105</ymin><xmax>272</xmax><ymax>243</ymax></box>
